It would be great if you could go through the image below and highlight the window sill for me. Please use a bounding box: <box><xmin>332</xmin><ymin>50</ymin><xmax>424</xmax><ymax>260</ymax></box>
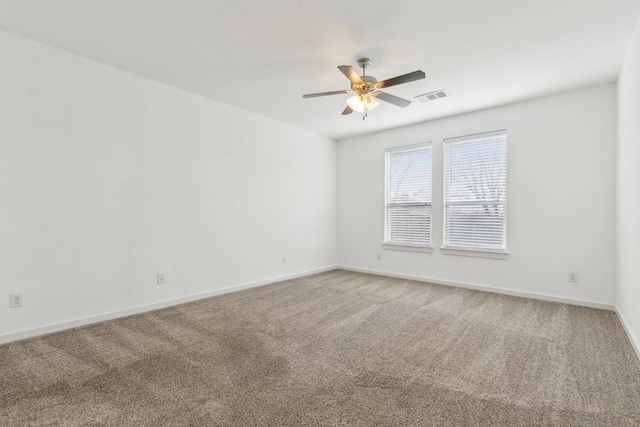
<box><xmin>383</xmin><ymin>243</ymin><xmax>433</xmax><ymax>253</ymax></box>
<box><xmin>441</xmin><ymin>247</ymin><xmax>509</xmax><ymax>259</ymax></box>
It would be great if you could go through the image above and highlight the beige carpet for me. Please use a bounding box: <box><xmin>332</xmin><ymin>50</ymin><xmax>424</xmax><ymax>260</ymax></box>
<box><xmin>1</xmin><ymin>270</ymin><xmax>640</xmax><ymax>426</ymax></box>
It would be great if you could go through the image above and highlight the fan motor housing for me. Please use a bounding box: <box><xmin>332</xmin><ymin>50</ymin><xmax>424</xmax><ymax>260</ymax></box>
<box><xmin>352</xmin><ymin>75</ymin><xmax>379</xmax><ymax>94</ymax></box>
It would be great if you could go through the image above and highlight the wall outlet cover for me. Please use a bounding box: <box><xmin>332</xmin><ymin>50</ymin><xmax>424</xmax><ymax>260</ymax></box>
<box><xmin>10</xmin><ymin>293</ymin><xmax>23</xmax><ymax>308</ymax></box>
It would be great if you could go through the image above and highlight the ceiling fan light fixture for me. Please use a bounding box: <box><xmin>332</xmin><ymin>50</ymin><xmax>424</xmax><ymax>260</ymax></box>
<box><xmin>302</xmin><ymin>58</ymin><xmax>425</xmax><ymax>119</ymax></box>
<box><xmin>347</xmin><ymin>93</ymin><xmax>380</xmax><ymax>113</ymax></box>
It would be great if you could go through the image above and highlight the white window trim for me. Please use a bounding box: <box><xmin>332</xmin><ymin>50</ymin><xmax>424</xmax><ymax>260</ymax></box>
<box><xmin>383</xmin><ymin>243</ymin><xmax>433</xmax><ymax>253</ymax></box>
<box><xmin>383</xmin><ymin>142</ymin><xmax>433</xmax><ymax>252</ymax></box>
<box><xmin>441</xmin><ymin>247</ymin><xmax>509</xmax><ymax>259</ymax></box>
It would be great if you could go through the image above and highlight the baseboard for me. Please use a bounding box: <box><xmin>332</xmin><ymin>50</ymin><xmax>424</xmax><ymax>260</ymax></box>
<box><xmin>0</xmin><ymin>265</ymin><xmax>337</xmax><ymax>345</ymax></box>
<box><xmin>615</xmin><ymin>307</ymin><xmax>640</xmax><ymax>362</ymax></box>
<box><xmin>338</xmin><ymin>265</ymin><xmax>615</xmax><ymax>311</ymax></box>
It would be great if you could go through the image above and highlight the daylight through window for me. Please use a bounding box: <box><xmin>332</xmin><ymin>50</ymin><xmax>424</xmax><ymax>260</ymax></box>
<box><xmin>384</xmin><ymin>143</ymin><xmax>432</xmax><ymax>248</ymax></box>
<box><xmin>443</xmin><ymin>131</ymin><xmax>507</xmax><ymax>252</ymax></box>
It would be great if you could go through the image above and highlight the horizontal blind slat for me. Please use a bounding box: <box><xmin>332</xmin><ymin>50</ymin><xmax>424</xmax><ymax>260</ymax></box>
<box><xmin>385</xmin><ymin>143</ymin><xmax>432</xmax><ymax>246</ymax></box>
<box><xmin>444</xmin><ymin>132</ymin><xmax>507</xmax><ymax>251</ymax></box>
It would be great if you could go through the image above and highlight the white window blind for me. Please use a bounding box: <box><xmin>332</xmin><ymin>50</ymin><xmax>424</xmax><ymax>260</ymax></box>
<box><xmin>444</xmin><ymin>131</ymin><xmax>507</xmax><ymax>251</ymax></box>
<box><xmin>385</xmin><ymin>143</ymin><xmax>432</xmax><ymax>247</ymax></box>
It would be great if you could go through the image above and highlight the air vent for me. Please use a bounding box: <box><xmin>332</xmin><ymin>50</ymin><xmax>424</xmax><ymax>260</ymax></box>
<box><xmin>415</xmin><ymin>90</ymin><xmax>449</xmax><ymax>103</ymax></box>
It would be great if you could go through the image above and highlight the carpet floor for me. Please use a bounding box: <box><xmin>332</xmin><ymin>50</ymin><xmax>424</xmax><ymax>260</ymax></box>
<box><xmin>1</xmin><ymin>270</ymin><xmax>640</xmax><ymax>426</ymax></box>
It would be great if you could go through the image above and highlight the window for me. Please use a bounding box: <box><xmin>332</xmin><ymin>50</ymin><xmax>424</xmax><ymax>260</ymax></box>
<box><xmin>443</xmin><ymin>130</ymin><xmax>507</xmax><ymax>252</ymax></box>
<box><xmin>384</xmin><ymin>143</ymin><xmax>432</xmax><ymax>250</ymax></box>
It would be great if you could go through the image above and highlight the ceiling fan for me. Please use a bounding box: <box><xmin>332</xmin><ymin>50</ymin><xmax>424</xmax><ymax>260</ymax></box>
<box><xmin>302</xmin><ymin>58</ymin><xmax>425</xmax><ymax>119</ymax></box>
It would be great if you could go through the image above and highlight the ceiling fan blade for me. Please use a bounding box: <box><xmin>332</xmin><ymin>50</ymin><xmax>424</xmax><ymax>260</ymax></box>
<box><xmin>338</xmin><ymin>66</ymin><xmax>363</xmax><ymax>85</ymax></box>
<box><xmin>377</xmin><ymin>70</ymin><xmax>425</xmax><ymax>89</ymax></box>
<box><xmin>376</xmin><ymin>91</ymin><xmax>412</xmax><ymax>108</ymax></box>
<box><xmin>303</xmin><ymin>90</ymin><xmax>351</xmax><ymax>98</ymax></box>
<box><xmin>342</xmin><ymin>105</ymin><xmax>353</xmax><ymax>115</ymax></box>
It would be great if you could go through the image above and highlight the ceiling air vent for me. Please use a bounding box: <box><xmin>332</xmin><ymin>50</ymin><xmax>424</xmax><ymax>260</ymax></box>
<box><xmin>415</xmin><ymin>90</ymin><xmax>448</xmax><ymax>103</ymax></box>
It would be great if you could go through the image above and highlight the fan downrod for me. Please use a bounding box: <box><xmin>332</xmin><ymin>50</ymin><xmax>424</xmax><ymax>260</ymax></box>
<box><xmin>357</xmin><ymin>58</ymin><xmax>371</xmax><ymax>75</ymax></box>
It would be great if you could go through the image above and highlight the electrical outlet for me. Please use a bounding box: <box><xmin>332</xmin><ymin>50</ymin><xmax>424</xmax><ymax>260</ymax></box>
<box><xmin>376</xmin><ymin>253</ymin><xmax>381</xmax><ymax>260</ymax></box>
<box><xmin>157</xmin><ymin>273</ymin><xmax>166</xmax><ymax>285</ymax></box>
<box><xmin>282</xmin><ymin>256</ymin><xmax>287</xmax><ymax>264</ymax></box>
<box><xmin>568</xmin><ymin>272</ymin><xmax>578</xmax><ymax>283</ymax></box>
<box><xmin>10</xmin><ymin>293</ymin><xmax>23</xmax><ymax>308</ymax></box>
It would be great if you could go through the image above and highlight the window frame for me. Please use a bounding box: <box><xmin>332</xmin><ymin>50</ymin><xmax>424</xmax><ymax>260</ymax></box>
<box><xmin>383</xmin><ymin>142</ymin><xmax>433</xmax><ymax>252</ymax></box>
<box><xmin>442</xmin><ymin>130</ymin><xmax>508</xmax><ymax>257</ymax></box>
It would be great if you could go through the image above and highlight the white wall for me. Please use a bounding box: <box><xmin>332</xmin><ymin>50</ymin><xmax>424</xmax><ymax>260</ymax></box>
<box><xmin>0</xmin><ymin>30</ymin><xmax>337</xmax><ymax>342</ymax></box>
<box><xmin>617</xmin><ymin>16</ymin><xmax>640</xmax><ymax>354</ymax></box>
<box><xmin>338</xmin><ymin>85</ymin><xmax>617</xmax><ymax>307</ymax></box>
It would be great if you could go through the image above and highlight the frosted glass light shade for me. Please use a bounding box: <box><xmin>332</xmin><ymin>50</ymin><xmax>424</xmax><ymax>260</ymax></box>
<box><xmin>347</xmin><ymin>93</ymin><xmax>379</xmax><ymax>113</ymax></box>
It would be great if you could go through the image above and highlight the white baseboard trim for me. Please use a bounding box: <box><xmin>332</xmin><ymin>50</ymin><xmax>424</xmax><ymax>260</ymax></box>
<box><xmin>615</xmin><ymin>307</ymin><xmax>640</xmax><ymax>362</ymax></box>
<box><xmin>338</xmin><ymin>265</ymin><xmax>615</xmax><ymax>311</ymax></box>
<box><xmin>0</xmin><ymin>266</ymin><xmax>337</xmax><ymax>345</ymax></box>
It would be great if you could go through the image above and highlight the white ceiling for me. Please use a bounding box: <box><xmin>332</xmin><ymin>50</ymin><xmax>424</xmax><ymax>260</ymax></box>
<box><xmin>0</xmin><ymin>0</ymin><xmax>639</xmax><ymax>140</ymax></box>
